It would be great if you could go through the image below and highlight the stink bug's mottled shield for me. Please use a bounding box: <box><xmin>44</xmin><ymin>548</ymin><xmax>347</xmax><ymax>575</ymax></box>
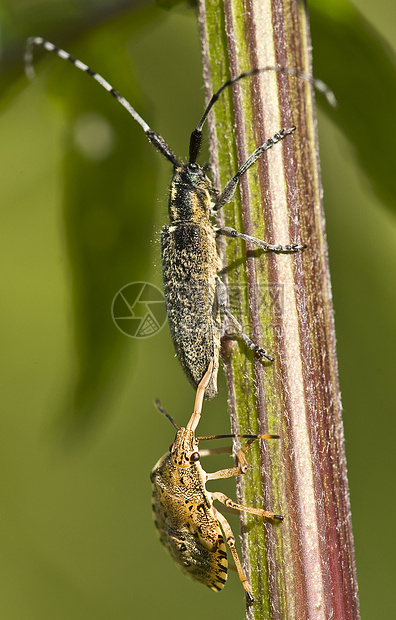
<box><xmin>151</xmin><ymin>360</ymin><xmax>283</xmax><ymax>602</ymax></box>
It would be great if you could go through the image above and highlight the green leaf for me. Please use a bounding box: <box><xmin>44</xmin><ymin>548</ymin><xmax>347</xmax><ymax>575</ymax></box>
<box><xmin>310</xmin><ymin>0</ymin><xmax>396</xmax><ymax>214</ymax></box>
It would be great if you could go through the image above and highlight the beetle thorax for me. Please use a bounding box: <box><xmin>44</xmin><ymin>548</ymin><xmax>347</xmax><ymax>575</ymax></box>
<box><xmin>168</xmin><ymin>164</ymin><xmax>214</xmax><ymax>224</ymax></box>
<box><xmin>170</xmin><ymin>428</ymin><xmax>198</xmax><ymax>468</ymax></box>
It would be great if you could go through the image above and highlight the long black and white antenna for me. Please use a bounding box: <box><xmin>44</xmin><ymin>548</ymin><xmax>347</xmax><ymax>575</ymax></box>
<box><xmin>25</xmin><ymin>37</ymin><xmax>336</xmax><ymax>167</ymax></box>
<box><xmin>188</xmin><ymin>65</ymin><xmax>336</xmax><ymax>163</ymax></box>
<box><xmin>25</xmin><ymin>36</ymin><xmax>179</xmax><ymax>165</ymax></box>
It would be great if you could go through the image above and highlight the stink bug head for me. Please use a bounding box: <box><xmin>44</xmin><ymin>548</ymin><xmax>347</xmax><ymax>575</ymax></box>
<box><xmin>169</xmin><ymin>427</ymin><xmax>199</xmax><ymax>468</ymax></box>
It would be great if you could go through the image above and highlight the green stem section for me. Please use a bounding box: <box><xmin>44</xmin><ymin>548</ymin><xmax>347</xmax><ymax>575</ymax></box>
<box><xmin>198</xmin><ymin>0</ymin><xmax>359</xmax><ymax>618</ymax></box>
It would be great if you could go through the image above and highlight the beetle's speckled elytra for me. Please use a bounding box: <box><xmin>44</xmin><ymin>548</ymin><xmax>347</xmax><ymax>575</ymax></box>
<box><xmin>25</xmin><ymin>38</ymin><xmax>335</xmax><ymax>398</ymax></box>
<box><xmin>150</xmin><ymin>360</ymin><xmax>283</xmax><ymax>602</ymax></box>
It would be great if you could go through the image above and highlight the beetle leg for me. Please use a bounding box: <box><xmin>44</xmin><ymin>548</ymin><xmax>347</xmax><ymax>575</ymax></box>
<box><xmin>217</xmin><ymin>225</ymin><xmax>306</xmax><ymax>253</ymax></box>
<box><xmin>216</xmin><ymin>277</ymin><xmax>274</xmax><ymax>362</ymax></box>
<box><xmin>213</xmin><ymin>128</ymin><xmax>296</xmax><ymax>212</ymax></box>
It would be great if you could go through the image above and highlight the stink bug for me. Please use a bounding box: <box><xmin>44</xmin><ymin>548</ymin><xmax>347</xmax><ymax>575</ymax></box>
<box><xmin>25</xmin><ymin>38</ymin><xmax>335</xmax><ymax>398</ymax></box>
<box><xmin>151</xmin><ymin>360</ymin><xmax>283</xmax><ymax>602</ymax></box>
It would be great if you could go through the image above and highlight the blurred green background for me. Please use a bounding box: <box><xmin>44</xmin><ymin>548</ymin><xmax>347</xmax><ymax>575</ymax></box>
<box><xmin>1</xmin><ymin>0</ymin><xmax>395</xmax><ymax>618</ymax></box>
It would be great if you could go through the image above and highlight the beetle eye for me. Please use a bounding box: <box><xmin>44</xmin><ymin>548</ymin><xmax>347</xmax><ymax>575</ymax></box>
<box><xmin>169</xmin><ymin>443</ymin><xmax>174</xmax><ymax>453</ymax></box>
<box><xmin>190</xmin><ymin>451</ymin><xmax>200</xmax><ymax>463</ymax></box>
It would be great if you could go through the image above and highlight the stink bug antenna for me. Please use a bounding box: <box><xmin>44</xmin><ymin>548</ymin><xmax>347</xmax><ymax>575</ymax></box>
<box><xmin>197</xmin><ymin>433</ymin><xmax>280</xmax><ymax>441</ymax></box>
<box><xmin>188</xmin><ymin>65</ymin><xmax>336</xmax><ymax>163</ymax></box>
<box><xmin>24</xmin><ymin>37</ymin><xmax>180</xmax><ymax>166</ymax></box>
<box><xmin>186</xmin><ymin>359</ymin><xmax>214</xmax><ymax>433</ymax></box>
<box><xmin>155</xmin><ymin>399</ymin><xmax>180</xmax><ymax>431</ymax></box>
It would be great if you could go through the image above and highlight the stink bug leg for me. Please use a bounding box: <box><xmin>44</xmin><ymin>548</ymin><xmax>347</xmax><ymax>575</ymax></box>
<box><xmin>151</xmin><ymin>360</ymin><xmax>282</xmax><ymax>602</ymax></box>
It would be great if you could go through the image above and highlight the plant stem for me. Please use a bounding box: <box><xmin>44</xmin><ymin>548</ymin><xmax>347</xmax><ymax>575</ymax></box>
<box><xmin>198</xmin><ymin>0</ymin><xmax>360</xmax><ymax>618</ymax></box>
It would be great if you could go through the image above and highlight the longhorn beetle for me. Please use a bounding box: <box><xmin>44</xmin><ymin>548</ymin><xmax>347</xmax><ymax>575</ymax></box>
<box><xmin>151</xmin><ymin>359</ymin><xmax>282</xmax><ymax>602</ymax></box>
<box><xmin>25</xmin><ymin>37</ymin><xmax>335</xmax><ymax>398</ymax></box>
